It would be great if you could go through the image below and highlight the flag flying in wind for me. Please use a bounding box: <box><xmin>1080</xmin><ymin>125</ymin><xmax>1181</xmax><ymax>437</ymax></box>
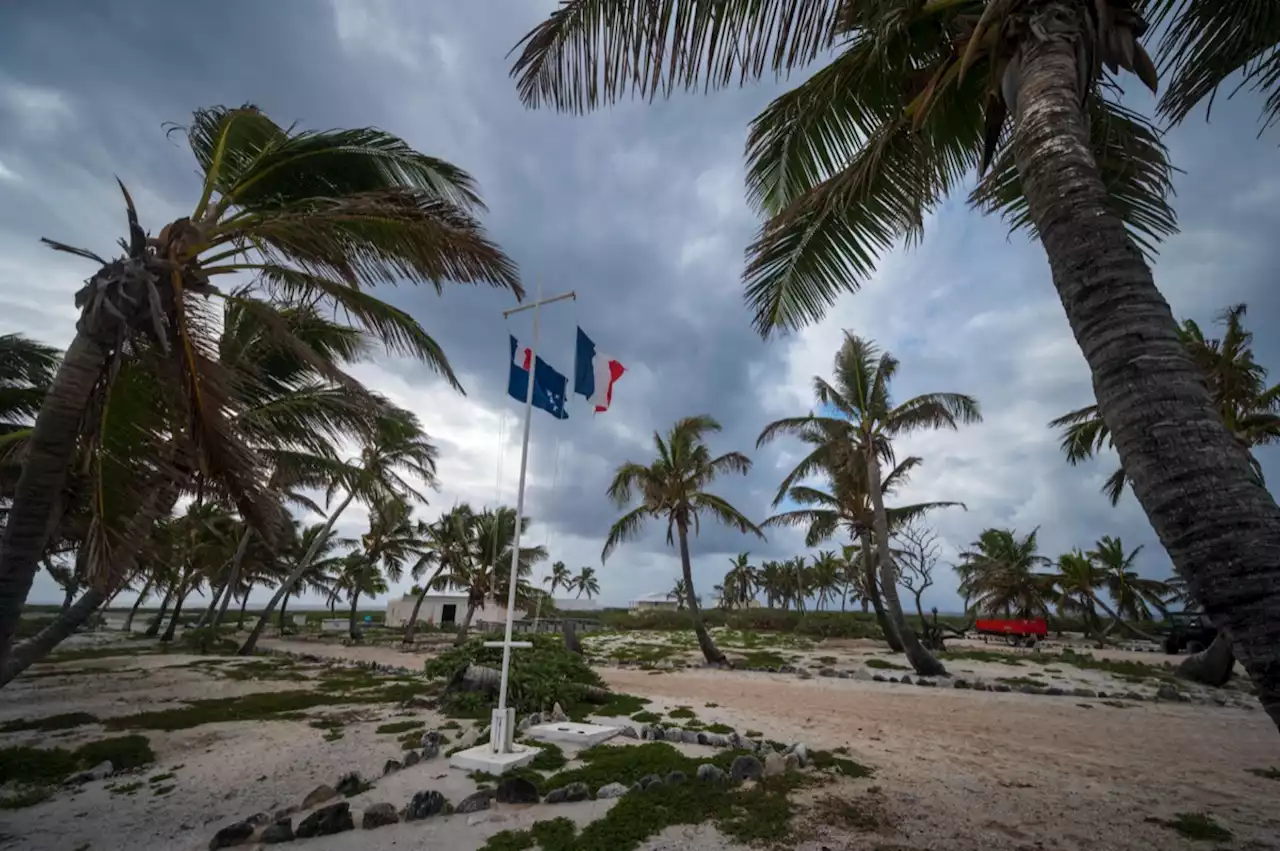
<box><xmin>574</xmin><ymin>327</ymin><xmax>626</xmax><ymax>413</ymax></box>
<box><xmin>508</xmin><ymin>336</ymin><xmax>569</xmax><ymax>419</ymax></box>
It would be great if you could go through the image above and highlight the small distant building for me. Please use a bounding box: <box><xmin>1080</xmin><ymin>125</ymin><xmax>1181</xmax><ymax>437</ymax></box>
<box><xmin>550</xmin><ymin>598</ymin><xmax>603</xmax><ymax>613</ymax></box>
<box><xmin>629</xmin><ymin>592</ymin><xmax>683</xmax><ymax>613</ymax></box>
<box><xmin>385</xmin><ymin>593</ymin><xmax>526</xmax><ymax>629</ymax></box>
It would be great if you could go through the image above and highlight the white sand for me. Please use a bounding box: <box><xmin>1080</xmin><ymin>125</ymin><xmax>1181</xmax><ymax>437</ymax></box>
<box><xmin>2</xmin><ymin>634</ymin><xmax>1276</xmax><ymax>851</ymax></box>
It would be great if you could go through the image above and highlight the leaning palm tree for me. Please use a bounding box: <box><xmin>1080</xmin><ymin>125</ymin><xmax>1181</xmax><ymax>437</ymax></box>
<box><xmin>959</xmin><ymin>528</ymin><xmax>1055</xmax><ymax>619</ymax></box>
<box><xmin>1050</xmin><ymin>549</ymin><xmax>1109</xmax><ymax>644</ymax></box>
<box><xmin>572</xmin><ymin>566</ymin><xmax>600</xmax><ymax>600</ymax></box>
<box><xmin>346</xmin><ymin>496</ymin><xmax>423</xmax><ymax>639</ymax></box>
<box><xmin>724</xmin><ymin>553</ymin><xmax>758</xmax><ymax>609</ymax></box>
<box><xmin>238</xmin><ymin>409</ymin><xmax>438</xmax><ymax>654</ymax></box>
<box><xmin>0</xmin><ymin>104</ymin><xmax>520</xmax><ymax>667</ymax></box>
<box><xmin>809</xmin><ymin>550</ymin><xmax>844</xmax><ymax>611</ymax></box>
<box><xmin>511</xmin><ymin>0</ymin><xmax>1280</xmax><ymax>732</ymax></box>
<box><xmin>402</xmin><ymin>505</ymin><xmax>471</xmax><ymax>644</ymax></box>
<box><xmin>759</xmin><ymin>333</ymin><xmax>978</xmax><ymax>674</ymax></box>
<box><xmin>273</xmin><ymin>521</ymin><xmax>348</xmax><ymax>633</ymax></box>
<box><xmin>604</xmin><ymin>415</ymin><xmax>764</xmax><ymax>666</ymax></box>
<box><xmin>1089</xmin><ymin>535</ymin><xmax>1170</xmax><ymax>623</ymax></box>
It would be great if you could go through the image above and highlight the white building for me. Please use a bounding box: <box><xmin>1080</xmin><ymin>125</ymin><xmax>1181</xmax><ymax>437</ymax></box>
<box><xmin>629</xmin><ymin>591</ymin><xmax>683</xmax><ymax>613</ymax></box>
<box><xmin>385</xmin><ymin>593</ymin><xmax>526</xmax><ymax>629</ymax></box>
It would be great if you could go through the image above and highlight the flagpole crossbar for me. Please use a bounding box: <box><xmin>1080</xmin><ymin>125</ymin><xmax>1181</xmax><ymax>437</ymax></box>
<box><xmin>503</xmin><ymin>290</ymin><xmax>575</xmax><ymax>318</ymax></box>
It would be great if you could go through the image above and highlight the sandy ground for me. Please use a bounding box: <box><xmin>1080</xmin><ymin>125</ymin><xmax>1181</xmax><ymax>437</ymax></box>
<box><xmin>2</xmin><ymin>634</ymin><xmax>1276</xmax><ymax>851</ymax></box>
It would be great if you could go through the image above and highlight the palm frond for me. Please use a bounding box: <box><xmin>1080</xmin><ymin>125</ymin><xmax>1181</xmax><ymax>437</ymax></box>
<box><xmin>887</xmin><ymin>391</ymin><xmax>982</xmax><ymax>435</ymax></box>
<box><xmin>509</xmin><ymin>0</ymin><xmax>844</xmax><ymax>113</ymax></box>
<box><xmin>1048</xmin><ymin>403</ymin><xmax>1112</xmax><ymax>463</ymax></box>
<box><xmin>690</xmin><ymin>491</ymin><xmax>764</xmax><ymax>539</ymax></box>
<box><xmin>602</xmin><ymin>505</ymin><xmax>649</xmax><ymax>563</ymax></box>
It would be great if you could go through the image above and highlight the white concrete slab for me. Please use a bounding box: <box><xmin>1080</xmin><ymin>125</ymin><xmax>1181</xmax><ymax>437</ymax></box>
<box><xmin>448</xmin><ymin>743</ymin><xmax>537</xmax><ymax>774</ymax></box>
<box><xmin>526</xmin><ymin>721</ymin><xmax>622</xmax><ymax>747</ymax></box>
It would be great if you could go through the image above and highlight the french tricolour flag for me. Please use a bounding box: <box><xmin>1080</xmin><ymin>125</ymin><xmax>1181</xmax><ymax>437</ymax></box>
<box><xmin>574</xmin><ymin>327</ymin><xmax>625</xmax><ymax>413</ymax></box>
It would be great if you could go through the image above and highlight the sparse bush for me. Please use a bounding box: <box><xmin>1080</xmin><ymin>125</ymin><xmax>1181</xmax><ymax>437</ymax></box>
<box><xmin>424</xmin><ymin>635</ymin><xmax>605</xmax><ymax>717</ymax></box>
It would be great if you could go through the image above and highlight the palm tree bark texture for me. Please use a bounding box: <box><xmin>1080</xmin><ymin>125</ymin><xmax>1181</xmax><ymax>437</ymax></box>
<box><xmin>1012</xmin><ymin>2</ymin><xmax>1280</xmax><ymax>729</ymax></box>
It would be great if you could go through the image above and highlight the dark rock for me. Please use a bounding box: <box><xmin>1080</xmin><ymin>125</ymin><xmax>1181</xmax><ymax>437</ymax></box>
<box><xmin>696</xmin><ymin>732</ymin><xmax>710</xmax><ymax>746</ymax></box>
<box><xmin>1072</xmin><ymin>687</ymin><xmax>1098</xmax><ymax>698</ymax></box>
<box><xmin>696</xmin><ymin>764</ymin><xmax>728</xmax><ymax>785</ymax></box>
<box><xmin>917</xmin><ymin>679</ymin><xmax>936</xmax><ymax>687</ymax></box>
<box><xmin>1019</xmin><ymin>684</ymin><xmax>1044</xmax><ymax>695</ymax></box>
<box><xmin>495</xmin><ymin>776</ymin><xmax>539</xmax><ymax>805</ymax></box>
<box><xmin>403</xmin><ymin>750</ymin><xmax>421</xmax><ymax>767</ymax></box>
<box><xmin>245</xmin><ymin>812</ymin><xmax>272</xmax><ymax>827</ymax></box>
<box><xmin>405</xmin><ymin>790</ymin><xmax>448</xmax><ymax>821</ymax></box>
<box><xmin>562</xmin><ymin>782</ymin><xmax>591</xmax><ymax>802</ymax></box>
<box><xmin>796</xmin><ymin>670</ymin><xmax>813</xmax><ymax>680</ymax></box>
<box><xmin>666</xmin><ymin>771</ymin><xmax>687</xmax><ymax>785</ymax></box>
<box><xmin>296</xmin><ymin>802</ymin><xmax>354</xmax><ymax>838</ymax></box>
<box><xmin>301</xmin><ymin>784</ymin><xmax>337</xmax><ymax>809</ymax></box>
<box><xmin>261</xmin><ymin>820</ymin><xmax>294</xmax><ymax>844</ymax></box>
<box><xmin>1097</xmin><ymin>690</ymin><xmax>1108</xmax><ymax>698</ymax></box>
<box><xmin>730</xmin><ymin>755</ymin><xmax>763</xmax><ymax>782</ymax></box>
<box><xmin>545</xmin><ymin>787</ymin><xmax>568</xmax><ymax>804</ymax></box>
<box><xmin>272</xmin><ymin>806</ymin><xmax>298</xmax><ymax>823</ymax></box>
<box><xmin>993</xmin><ymin>684</ymin><xmax>1011</xmax><ymax>693</ymax></box>
<box><xmin>1155</xmin><ymin>683</ymin><xmax>1182</xmax><ymax>702</ymax></box>
<box><xmin>455</xmin><ymin>791</ymin><xmax>492</xmax><ymax>814</ymax></box>
<box><xmin>619</xmin><ymin>726</ymin><xmax>638</xmax><ymax>739</ymax></box>
<box><xmin>872</xmin><ymin>674</ymin><xmax>886</xmax><ymax>682</ymax></box>
<box><xmin>681</xmin><ymin>730</ymin><xmax>700</xmax><ymax>744</ymax></box>
<box><xmin>383</xmin><ymin>759</ymin><xmax>403</xmax><ymax>776</ymax></box>
<box><xmin>596</xmin><ymin>782</ymin><xmax>628</xmax><ymax>799</ymax></box>
<box><xmin>819</xmin><ymin>667</ymin><xmax>837</xmax><ymax>678</ymax></box>
<box><xmin>954</xmin><ymin>679</ymin><xmax>971</xmax><ymax>689</ymax></box>
<box><xmin>362</xmin><ymin>803</ymin><xmax>399</xmax><ymax>829</ymax></box>
<box><xmin>1076</xmin><ymin>703</ymin><xmax>1095</xmax><ymax>709</ymax></box>
<box><xmin>899</xmin><ymin>675</ymin><xmax>912</xmax><ymax>685</ymax></box>
<box><xmin>336</xmin><ymin>772</ymin><xmax>367</xmax><ymax>797</ymax></box>
<box><xmin>637</xmin><ymin>773</ymin><xmax>664</xmax><ymax>790</ymax></box>
<box><xmin>209</xmin><ymin>821</ymin><xmax>254</xmax><ymax>849</ymax></box>
<box><xmin>705</xmin><ymin>733</ymin><xmax>729</xmax><ymax>748</ymax></box>
<box><xmin>1044</xmin><ymin>686</ymin><xmax>1065</xmax><ymax>696</ymax></box>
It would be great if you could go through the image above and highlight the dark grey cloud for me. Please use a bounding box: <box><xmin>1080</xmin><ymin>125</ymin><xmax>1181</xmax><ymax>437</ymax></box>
<box><xmin>2</xmin><ymin>0</ymin><xmax>1276</xmax><ymax>611</ymax></box>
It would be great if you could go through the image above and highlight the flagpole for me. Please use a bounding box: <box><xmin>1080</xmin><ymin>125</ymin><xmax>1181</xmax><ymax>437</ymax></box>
<box><xmin>489</xmin><ymin>280</ymin><xmax>575</xmax><ymax>755</ymax></box>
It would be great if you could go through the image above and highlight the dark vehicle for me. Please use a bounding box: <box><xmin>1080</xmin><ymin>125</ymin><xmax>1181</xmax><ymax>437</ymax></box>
<box><xmin>1156</xmin><ymin>611</ymin><xmax>1218</xmax><ymax>655</ymax></box>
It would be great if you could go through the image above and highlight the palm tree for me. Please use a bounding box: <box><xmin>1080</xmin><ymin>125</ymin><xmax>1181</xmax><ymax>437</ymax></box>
<box><xmin>724</xmin><ymin>553</ymin><xmax>758</xmax><ymax>609</ymax></box>
<box><xmin>668</xmin><ymin>578</ymin><xmax>689</xmax><ymax>611</ymax></box>
<box><xmin>603</xmin><ymin>415</ymin><xmax>764</xmax><ymax>666</ymax></box>
<box><xmin>402</xmin><ymin>505</ymin><xmax>469</xmax><ymax>644</ymax></box>
<box><xmin>840</xmin><ymin>543</ymin><xmax>870</xmax><ymax>612</ymax></box>
<box><xmin>0</xmin><ymin>104</ymin><xmax>520</xmax><ymax>668</ymax></box>
<box><xmin>756</xmin><ymin>561</ymin><xmax>784</xmax><ymax>609</ymax></box>
<box><xmin>345</xmin><ymin>496</ymin><xmax>423</xmax><ymax>639</ymax></box>
<box><xmin>271</xmin><ymin>522</ymin><xmax>346</xmax><ymax>633</ymax></box>
<box><xmin>435</xmin><ymin>505</ymin><xmax>545</xmax><ymax>645</ymax></box>
<box><xmin>239</xmin><ymin>409</ymin><xmax>438</xmax><ymax>654</ymax></box>
<box><xmin>511</xmin><ymin>0</ymin><xmax>1280</xmax><ymax>732</ymax></box>
<box><xmin>959</xmin><ymin>528</ymin><xmax>1055</xmax><ymax>619</ymax></box>
<box><xmin>0</xmin><ymin>334</ymin><xmax>59</xmax><ymax>516</ymax></box>
<box><xmin>1089</xmin><ymin>536</ymin><xmax>1171</xmax><ymax>624</ymax></box>
<box><xmin>809</xmin><ymin>550</ymin><xmax>844</xmax><ymax>611</ymax></box>
<box><xmin>160</xmin><ymin>500</ymin><xmax>239</xmax><ymax>642</ymax></box>
<box><xmin>572</xmin><ymin>566</ymin><xmax>600</xmax><ymax>600</ymax></box>
<box><xmin>545</xmin><ymin>561</ymin><xmax>572</xmax><ymax>597</ymax></box>
<box><xmin>759</xmin><ymin>333</ymin><xmax>977</xmax><ymax>674</ymax></box>
<box><xmin>1052</xmin><ymin>303</ymin><xmax>1280</xmax><ymax>504</ymax></box>
<box><xmin>1050</xmin><ymin>549</ymin><xmax>1108</xmax><ymax>644</ymax></box>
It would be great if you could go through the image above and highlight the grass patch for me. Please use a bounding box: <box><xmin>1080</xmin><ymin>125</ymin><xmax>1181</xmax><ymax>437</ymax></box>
<box><xmin>375</xmin><ymin>720</ymin><xmax>425</xmax><ymax>735</ymax></box>
<box><xmin>0</xmin><ymin>786</ymin><xmax>54</xmax><ymax>809</ymax></box>
<box><xmin>704</xmin><ymin>702</ymin><xmax>719</xmax><ymax>708</ymax></box>
<box><xmin>212</xmin><ymin>659</ymin><xmax>309</xmax><ymax>682</ymax></box>
<box><xmin>1246</xmin><ymin>767</ymin><xmax>1280</xmax><ymax>781</ymax></box>
<box><xmin>482</xmin><ymin>759</ymin><xmax>811</xmax><ymax>851</ymax></box>
<box><xmin>0</xmin><ymin>712</ymin><xmax>98</xmax><ymax>733</ymax></box>
<box><xmin>580</xmin><ymin>693</ymin><xmax>648</xmax><ymax>719</ymax></box>
<box><xmin>731</xmin><ymin>650</ymin><xmax>788</xmax><ymax>669</ymax></box>
<box><xmin>102</xmin><ymin>683</ymin><xmax>432</xmax><ymax>732</ymax></box>
<box><xmin>45</xmin><ymin>646</ymin><xmax>167</xmax><ymax>663</ymax></box>
<box><xmin>396</xmin><ymin>730</ymin><xmax>421</xmax><ymax>750</ymax></box>
<box><xmin>0</xmin><ymin>735</ymin><xmax>154</xmax><ymax>786</ymax></box>
<box><xmin>816</xmin><ymin>656</ymin><xmax>839</xmax><ymax>666</ymax></box>
<box><xmin>152</xmin><ymin>784</ymin><xmax>175</xmax><ymax>796</ymax></box>
<box><xmin>439</xmin><ymin>720</ymin><xmax>461</xmax><ymax>730</ymax></box>
<box><xmin>810</xmin><ymin>749</ymin><xmax>874</xmax><ymax>778</ymax></box>
<box><xmin>148</xmin><ymin>772</ymin><xmax>175</xmax><ymax>784</ymax></box>
<box><xmin>528</xmin><ymin>741</ymin><xmax>568</xmax><ymax>772</ymax></box>
<box><xmin>996</xmin><ymin>677</ymin><xmax>1044</xmax><ymax>689</ymax></box>
<box><xmin>668</xmin><ymin>707</ymin><xmax>696</xmax><ymax>719</ymax></box>
<box><xmin>630</xmin><ymin>711</ymin><xmax>662</xmax><ymax>724</ymax></box>
<box><xmin>864</xmin><ymin>659</ymin><xmax>908</xmax><ymax>671</ymax></box>
<box><xmin>745</xmin><ymin>730</ymin><xmax>762</xmax><ymax>739</ymax></box>
<box><xmin>704</xmin><ymin>723</ymin><xmax>734</xmax><ymax>734</ymax></box>
<box><xmin>1146</xmin><ymin>812</ymin><xmax>1233</xmax><ymax>842</ymax></box>
<box><xmin>109</xmin><ymin>781</ymin><xmax>145</xmax><ymax>796</ymax></box>
<box><xmin>324</xmin><ymin>730</ymin><xmax>344</xmax><ymax>742</ymax></box>
<box><xmin>542</xmin><ymin>742</ymin><xmax>746</xmax><ymax>794</ymax></box>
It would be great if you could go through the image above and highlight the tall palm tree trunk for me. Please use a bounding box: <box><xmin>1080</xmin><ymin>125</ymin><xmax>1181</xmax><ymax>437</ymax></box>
<box><xmin>0</xmin><ymin>334</ymin><xmax>109</xmax><ymax>667</ymax></box>
<box><xmin>160</xmin><ymin>576</ymin><xmax>191</xmax><ymax>642</ymax></box>
<box><xmin>676</xmin><ymin>519</ymin><xmax>728</xmax><ymax>667</ymax></box>
<box><xmin>861</xmin><ymin>531</ymin><xmax>903</xmax><ymax>653</ymax></box>
<box><xmin>236</xmin><ymin>590</ymin><xmax>251</xmax><ymax>630</ymax></box>
<box><xmin>347</xmin><ymin>585</ymin><xmax>364</xmax><ymax>640</ymax></box>
<box><xmin>211</xmin><ymin>530</ymin><xmax>253</xmax><ymax>630</ymax></box>
<box><xmin>1</xmin><ymin>589</ymin><xmax>105</xmax><ymax>686</ymax></box>
<box><xmin>278</xmin><ymin>590</ymin><xmax>291</xmax><ymax>631</ymax></box>
<box><xmin>454</xmin><ymin>603</ymin><xmax>478</xmax><ymax>646</ymax></box>
<box><xmin>404</xmin><ymin>566</ymin><xmax>446</xmax><ymax>645</ymax></box>
<box><xmin>239</xmin><ymin>491</ymin><xmax>355</xmax><ymax>655</ymax></box>
<box><xmin>866</xmin><ymin>453</ymin><xmax>945</xmax><ymax>676</ymax></box>
<box><xmin>144</xmin><ymin>586</ymin><xmax>173</xmax><ymax>637</ymax></box>
<box><xmin>1013</xmin><ymin>1</ymin><xmax>1280</xmax><ymax>730</ymax></box>
<box><xmin>1179</xmin><ymin>629</ymin><xmax>1235</xmax><ymax>687</ymax></box>
<box><xmin>123</xmin><ymin>575</ymin><xmax>153</xmax><ymax>633</ymax></box>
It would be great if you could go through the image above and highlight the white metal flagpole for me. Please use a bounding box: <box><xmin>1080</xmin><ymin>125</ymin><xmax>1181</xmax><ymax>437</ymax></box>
<box><xmin>485</xmin><ymin>279</ymin><xmax>575</xmax><ymax>755</ymax></box>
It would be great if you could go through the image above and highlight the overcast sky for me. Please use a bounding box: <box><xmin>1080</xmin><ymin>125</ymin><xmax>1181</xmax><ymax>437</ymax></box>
<box><xmin>2</xmin><ymin>1</ymin><xmax>1277</xmax><ymax>614</ymax></box>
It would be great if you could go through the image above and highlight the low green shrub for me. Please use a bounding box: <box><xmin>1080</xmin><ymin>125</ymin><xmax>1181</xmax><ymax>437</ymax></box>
<box><xmin>0</xmin><ymin>712</ymin><xmax>99</xmax><ymax>733</ymax></box>
<box><xmin>424</xmin><ymin>635</ymin><xmax>605</xmax><ymax>717</ymax></box>
<box><xmin>0</xmin><ymin>735</ymin><xmax>154</xmax><ymax>786</ymax></box>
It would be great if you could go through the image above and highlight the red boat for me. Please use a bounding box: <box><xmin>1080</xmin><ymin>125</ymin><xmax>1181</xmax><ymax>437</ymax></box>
<box><xmin>974</xmin><ymin>617</ymin><xmax>1048</xmax><ymax>647</ymax></box>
